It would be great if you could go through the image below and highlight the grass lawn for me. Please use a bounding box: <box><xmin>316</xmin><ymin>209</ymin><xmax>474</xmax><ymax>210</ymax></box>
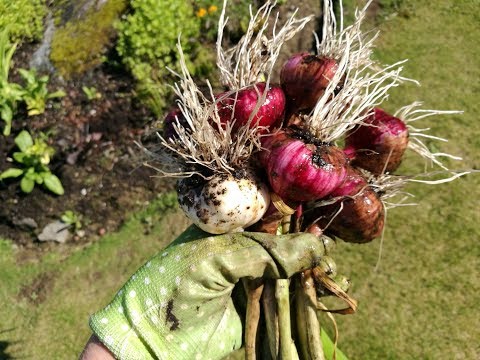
<box><xmin>0</xmin><ymin>194</ymin><xmax>191</xmax><ymax>358</ymax></box>
<box><xmin>0</xmin><ymin>0</ymin><xmax>478</xmax><ymax>359</ymax></box>
<box><xmin>330</xmin><ymin>0</ymin><xmax>480</xmax><ymax>358</ymax></box>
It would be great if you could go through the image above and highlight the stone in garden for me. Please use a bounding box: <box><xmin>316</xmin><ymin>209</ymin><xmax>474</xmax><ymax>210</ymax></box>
<box><xmin>38</xmin><ymin>221</ymin><xmax>71</xmax><ymax>243</ymax></box>
<box><xmin>12</xmin><ymin>217</ymin><xmax>38</xmax><ymax>230</ymax></box>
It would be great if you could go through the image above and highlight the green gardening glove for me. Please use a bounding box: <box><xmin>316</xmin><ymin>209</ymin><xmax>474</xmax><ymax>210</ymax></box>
<box><xmin>89</xmin><ymin>225</ymin><xmax>326</xmax><ymax>360</ymax></box>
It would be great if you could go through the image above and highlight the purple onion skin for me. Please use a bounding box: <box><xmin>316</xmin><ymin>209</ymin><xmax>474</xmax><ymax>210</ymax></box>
<box><xmin>217</xmin><ymin>82</ymin><xmax>286</xmax><ymax>132</ymax></box>
<box><xmin>329</xmin><ymin>166</ymin><xmax>368</xmax><ymax>198</ymax></box>
<box><xmin>280</xmin><ymin>52</ymin><xmax>339</xmax><ymax>113</ymax></box>
<box><xmin>344</xmin><ymin>108</ymin><xmax>409</xmax><ymax>175</ymax></box>
<box><xmin>305</xmin><ymin>166</ymin><xmax>385</xmax><ymax>244</ymax></box>
<box><xmin>259</xmin><ymin>130</ymin><xmax>348</xmax><ymax>202</ymax></box>
<box><xmin>163</xmin><ymin>108</ymin><xmax>190</xmax><ymax>140</ymax></box>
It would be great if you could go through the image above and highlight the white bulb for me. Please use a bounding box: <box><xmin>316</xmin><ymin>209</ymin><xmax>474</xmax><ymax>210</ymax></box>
<box><xmin>177</xmin><ymin>170</ymin><xmax>270</xmax><ymax>234</ymax></box>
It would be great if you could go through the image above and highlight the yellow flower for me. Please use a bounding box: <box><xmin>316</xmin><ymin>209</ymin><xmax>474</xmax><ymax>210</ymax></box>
<box><xmin>208</xmin><ymin>5</ymin><xmax>218</xmax><ymax>14</ymax></box>
<box><xmin>196</xmin><ymin>8</ymin><xmax>207</xmax><ymax>18</ymax></box>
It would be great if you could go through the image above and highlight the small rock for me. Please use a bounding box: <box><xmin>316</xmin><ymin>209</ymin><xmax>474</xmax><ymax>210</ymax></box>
<box><xmin>56</xmin><ymin>139</ymin><xmax>69</xmax><ymax>148</ymax></box>
<box><xmin>66</xmin><ymin>150</ymin><xmax>81</xmax><ymax>165</ymax></box>
<box><xmin>13</xmin><ymin>217</ymin><xmax>38</xmax><ymax>230</ymax></box>
<box><xmin>38</xmin><ymin>221</ymin><xmax>71</xmax><ymax>243</ymax></box>
<box><xmin>29</xmin><ymin>14</ymin><xmax>55</xmax><ymax>73</ymax></box>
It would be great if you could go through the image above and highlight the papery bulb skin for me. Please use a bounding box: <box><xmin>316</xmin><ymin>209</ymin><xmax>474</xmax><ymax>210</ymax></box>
<box><xmin>317</xmin><ymin>274</ymin><xmax>351</xmax><ymax>297</ymax></box>
<box><xmin>280</xmin><ymin>52</ymin><xmax>339</xmax><ymax>113</ymax></box>
<box><xmin>247</xmin><ymin>201</ymin><xmax>285</xmax><ymax>234</ymax></box>
<box><xmin>324</xmin><ymin>187</ymin><xmax>384</xmax><ymax>243</ymax></box>
<box><xmin>176</xmin><ymin>170</ymin><xmax>270</xmax><ymax>234</ymax></box>
<box><xmin>259</xmin><ymin>129</ymin><xmax>348</xmax><ymax>202</ymax></box>
<box><xmin>163</xmin><ymin>108</ymin><xmax>190</xmax><ymax>140</ymax></box>
<box><xmin>345</xmin><ymin>108</ymin><xmax>409</xmax><ymax>174</ymax></box>
<box><xmin>305</xmin><ymin>167</ymin><xmax>384</xmax><ymax>244</ymax></box>
<box><xmin>217</xmin><ymin>82</ymin><xmax>286</xmax><ymax>132</ymax></box>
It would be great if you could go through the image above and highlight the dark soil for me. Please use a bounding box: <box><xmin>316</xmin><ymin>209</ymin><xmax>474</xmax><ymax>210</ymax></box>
<box><xmin>0</xmin><ymin>58</ymin><xmax>175</xmax><ymax>248</ymax></box>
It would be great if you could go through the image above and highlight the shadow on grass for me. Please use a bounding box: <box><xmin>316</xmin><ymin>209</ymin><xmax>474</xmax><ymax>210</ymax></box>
<box><xmin>0</xmin><ymin>329</ymin><xmax>17</xmax><ymax>360</ymax></box>
<box><xmin>0</xmin><ymin>342</ymin><xmax>13</xmax><ymax>360</ymax></box>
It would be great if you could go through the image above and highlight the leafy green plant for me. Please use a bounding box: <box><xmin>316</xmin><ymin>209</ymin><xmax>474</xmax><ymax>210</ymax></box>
<box><xmin>0</xmin><ymin>29</ymin><xmax>24</xmax><ymax>136</ymax></box>
<box><xmin>0</xmin><ymin>130</ymin><xmax>64</xmax><ymax>195</ymax></box>
<box><xmin>61</xmin><ymin>210</ymin><xmax>82</xmax><ymax>231</ymax></box>
<box><xmin>0</xmin><ymin>0</ymin><xmax>46</xmax><ymax>42</ymax></box>
<box><xmin>0</xmin><ymin>29</ymin><xmax>65</xmax><ymax>135</ymax></box>
<box><xmin>115</xmin><ymin>0</ymin><xmax>201</xmax><ymax>114</ymax></box>
<box><xmin>18</xmin><ymin>68</ymin><xmax>65</xmax><ymax>116</ymax></box>
<box><xmin>82</xmin><ymin>85</ymin><xmax>102</xmax><ymax>101</ymax></box>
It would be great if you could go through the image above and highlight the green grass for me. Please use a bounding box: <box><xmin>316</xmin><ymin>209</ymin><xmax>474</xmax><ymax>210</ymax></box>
<box><xmin>326</xmin><ymin>1</ymin><xmax>480</xmax><ymax>359</ymax></box>
<box><xmin>0</xmin><ymin>193</ymin><xmax>190</xmax><ymax>359</ymax></box>
<box><xmin>0</xmin><ymin>1</ymin><xmax>479</xmax><ymax>359</ymax></box>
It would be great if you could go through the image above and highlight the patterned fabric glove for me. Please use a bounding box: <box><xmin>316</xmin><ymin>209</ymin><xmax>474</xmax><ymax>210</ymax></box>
<box><xmin>89</xmin><ymin>225</ymin><xmax>325</xmax><ymax>360</ymax></box>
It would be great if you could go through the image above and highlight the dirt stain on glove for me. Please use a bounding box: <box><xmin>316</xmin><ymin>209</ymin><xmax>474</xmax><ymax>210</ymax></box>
<box><xmin>166</xmin><ymin>299</ymin><xmax>180</xmax><ymax>331</ymax></box>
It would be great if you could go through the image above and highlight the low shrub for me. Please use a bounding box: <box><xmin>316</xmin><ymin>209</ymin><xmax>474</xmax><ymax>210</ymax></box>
<box><xmin>116</xmin><ymin>0</ymin><xmax>201</xmax><ymax>114</ymax></box>
<box><xmin>0</xmin><ymin>0</ymin><xmax>46</xmax><ymax>42</ymax></box>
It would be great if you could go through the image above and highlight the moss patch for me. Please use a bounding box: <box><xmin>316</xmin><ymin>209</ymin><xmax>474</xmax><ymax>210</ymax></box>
<box><xmin>50</xmin><ymin>0</ymin><xmax>127</xmax><ymax>78</ymax></box>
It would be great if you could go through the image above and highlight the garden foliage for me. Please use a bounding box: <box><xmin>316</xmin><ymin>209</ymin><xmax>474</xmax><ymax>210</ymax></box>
<box><xmin>116</xmin><ymin>0</ymin><xmax>202</xmax><ymax>114</ymax></box>
<box><xmin>115</xmin><ymin>0</ymin><xmax>258</xmax><ymax>115</ymax></box>
<box><xmin>18</xmin><ymin>68</ymin><xmax>66</xmax><ymax>116</ymax></box>
<box><xmin>0</xmin><ymin>29</ymin><xmax>65</xmax><ymax>136</ymax></box>
<box><xmin>0</xmin><ymin>130</ymin><xmax>64</xmax><ymax>195</ymax></box>
<box><xmin>0</xmin><ymin>29</ymin><xmax>24</xmax><ymax>136</ymax></box>
<box><xmin>0</xmin><ymin>0</ymin><xmax>46</xmax><ymax>42</ymax></box>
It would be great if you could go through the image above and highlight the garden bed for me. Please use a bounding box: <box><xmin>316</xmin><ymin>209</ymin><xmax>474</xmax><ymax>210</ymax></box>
<box><xmin>0</xmin><ymin>60</ymin><xmax>175</xmax><ymax>247</ymax></box>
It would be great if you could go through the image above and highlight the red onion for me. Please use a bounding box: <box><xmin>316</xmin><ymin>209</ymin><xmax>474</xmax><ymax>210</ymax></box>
<box><xmin>344</xmin><ymin>108</ymin><xmax>409</xmax><ymax>174</ymax></box>
<box><xmin>162</xmin><ymin>108</ymin><xmax>190</xmax><ymax>140</ymax></box>
<box><xmin>217</xmin><ymin>82</ymin><xmax>285</xmax><ymax>132</ymax></box>
<box><xmin>280</xmin><ymin>52</ymin><xmax>339</xmax><ymax>113</ymax></box>
<box><xmin>259</xmin><ymin>129</ymin><xmax>348</xmax><ymax>202</ymax></box>
<box><xmin>305</xmin><ymin>167</ymin><xmax>385</xmax><ymax>244</ymax></box>
<box><xmin>329</xmin><ymin>166</ymin><xmax>368</xmax><ymax>198</ymax></box>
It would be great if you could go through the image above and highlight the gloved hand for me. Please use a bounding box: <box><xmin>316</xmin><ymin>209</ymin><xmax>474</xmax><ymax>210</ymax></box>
<box><xmin>88</xmin><ymin>225</ymin><xmax>327</xmax><ymax>360</ymax></box>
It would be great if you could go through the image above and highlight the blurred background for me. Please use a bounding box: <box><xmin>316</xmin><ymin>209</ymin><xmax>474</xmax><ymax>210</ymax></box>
<box><xmin>0</xmin><ymin>0</ymin><xmax>478</xmax><ymax>358</ymax></box>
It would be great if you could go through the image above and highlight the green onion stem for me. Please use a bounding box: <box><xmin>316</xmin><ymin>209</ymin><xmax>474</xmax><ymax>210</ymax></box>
<box><xmin>276</xmin><ymin>278</ymin><xmax>293</xmax><ymax>360</ymax></box>
<box><xmin>262</xmin><ymin>279</ymin><xmax>279</xmax><ymax>359</ymax></box>
<box><xmin>243</xmin><ymin>278</ymin><xmax>265</xmax><ymax>360</ymax></box>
